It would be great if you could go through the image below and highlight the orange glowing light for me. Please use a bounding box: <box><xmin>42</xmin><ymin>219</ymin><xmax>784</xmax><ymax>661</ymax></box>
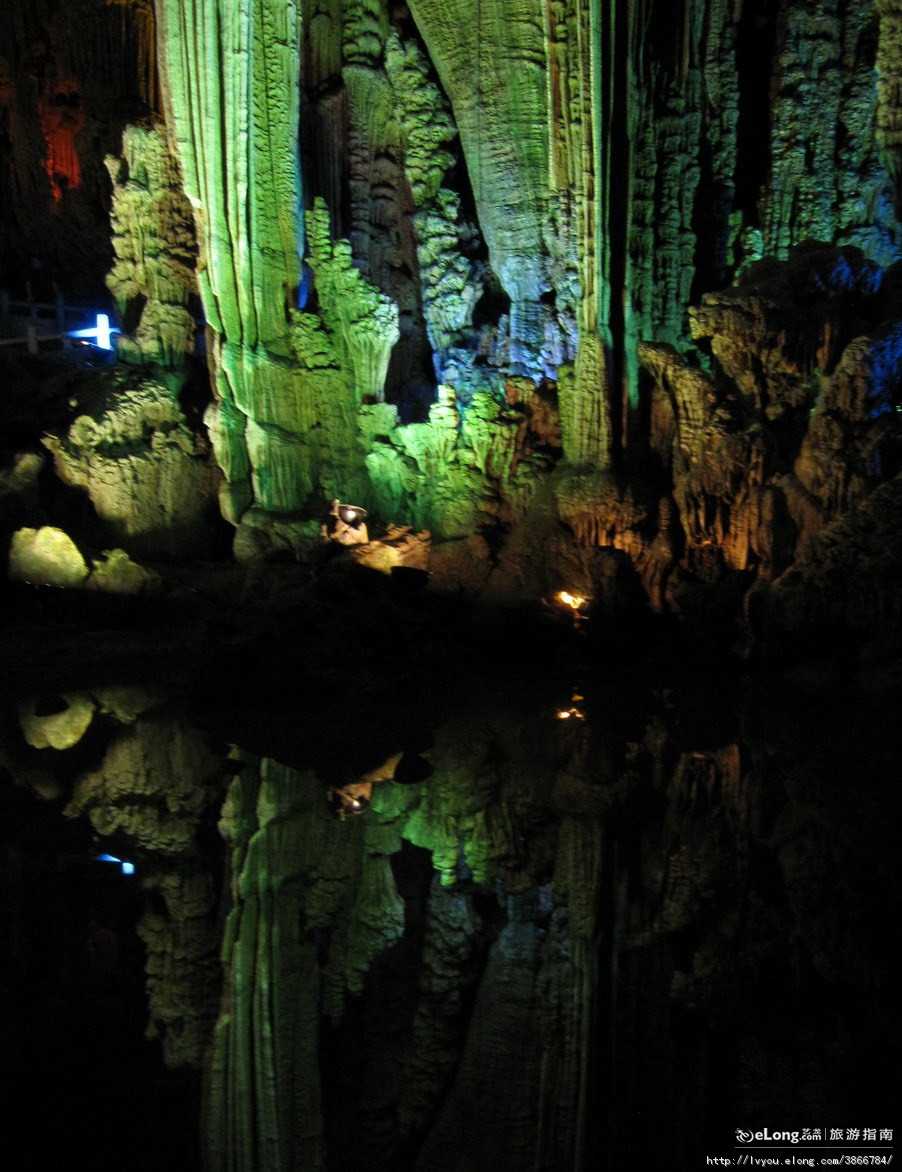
<box><xmin>556</xmin><ymin>590</ymin><xmax>587</xmax><ymax>610</ymax></box>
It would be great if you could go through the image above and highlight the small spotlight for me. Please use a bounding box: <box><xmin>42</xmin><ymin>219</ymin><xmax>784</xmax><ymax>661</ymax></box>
<box><xmin>556</xmin><ymin>590</ymin><xmax>588</xmax><ymax>611</ymax></box>
<box><xmin>121</xmin><ymin>861</ymin><xmax>136</xmax><ymax>876</ymax></box>
<box><xmin>556</xmin><ymin>709</ymin><xmax>572</xmax><ymax>720</ymax></box>
<box><xmin>339</xmin><ymin>504</ymin><xmax>368</xmax><ymax>526</ymax></box>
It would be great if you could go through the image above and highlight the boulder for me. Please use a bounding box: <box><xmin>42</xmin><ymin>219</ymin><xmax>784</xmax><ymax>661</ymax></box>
<box><xmin>8</xmin><ymin>526</ymin><xmax>89</xmax><ymax>589</ymax></box>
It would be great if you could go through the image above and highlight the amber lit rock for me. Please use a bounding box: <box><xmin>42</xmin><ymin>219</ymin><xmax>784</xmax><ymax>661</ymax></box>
<box><xmin>351</xmin><ymin>524</ymin><xmax>431</xmax><ymax>574</ymax></box>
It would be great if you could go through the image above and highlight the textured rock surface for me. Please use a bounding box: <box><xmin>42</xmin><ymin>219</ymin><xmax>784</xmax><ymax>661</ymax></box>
<box><xmin>304</xmin><ymin>197</ymin><xmax>400</xmax><ymax>404</ymax></box>
<box><xmin>877</xmin><ymin>1</ymin><xmax>902</xmax><ymax>190</ymax></box>
<box><xmin>138</xmin><ymin>865</ymin><xmax>220</xmax><ymax>1069</ymax></box>
<box><xmin>105</xmin><ymin>121</ymin><xmax>197</xmax><ymax>367</ymax></box>
<box><xmin>8</xmin><ymin>524</ymin><xmax>88</xmax><ymax>588</ymax></box>
<box><xmin>42</xmin><ymin>368</ymin><xmax>217</xmax><ymax>558</ymax></box>
<box><xmin>17</xmin><ymin>691</ymin><xmax>95</xmax><ymax>750</ymax></box>
<box><xmin>407</xmin><ymin>0</ymin><xmax>550</xmax><ymax>371</ymax></box>
<box><xmin>764</xmin><ymin>1</ymin><xmax>900</xmax><ymax>268</ymax></box>
<box><xmin>759</xmin><ymin>471</ymin><xmax>902</xmax><ymax>659</ymax></box>
<box><xmin>7</xmin><ymin>666</ymin><xmax>897</xmax><ymax>1166</ymax></box>
<box><xmin>66</xmin><ymin>712</ymin><xmax>223</xmax><ymax>853</ymax></box>
<box><xmin>156</xmin><ymin>0</ymin><xmax>306</xmax><ymax>525</ymax></box>
<box><xmin>85</xmin><ymin>547</ymin><xmax>162</xmax><ymax>594</ymax></box>
<box><xmin>206</xmin><ymin>758</ymin><xmax>396</xmax><ymax>1172</ymax></box>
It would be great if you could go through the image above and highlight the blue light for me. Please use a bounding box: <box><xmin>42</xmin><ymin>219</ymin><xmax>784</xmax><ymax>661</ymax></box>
<box><xmin>68</xmin><ymin>313</ymin><xmax>119</xmax><ymax>351</ymax></box>
<box><xmin>97</xmin><ymin>852</ymin><xmax>135</xmax><ymax>874</ymax></box>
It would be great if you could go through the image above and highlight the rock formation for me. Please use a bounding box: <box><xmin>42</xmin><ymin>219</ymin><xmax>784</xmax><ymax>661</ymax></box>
<box><xmin>42</xmin><ymin>367</ymin><xmax>217</xmax><ymax>558</ymax></box>
<box><xmin>1</xmin><ymin>0</ymin><xmax>901</xmax><ymax>635</ymax></box>
<box><xmin>65</xmin><ymin>704</ymin><xmax>225</xmax><ymax>1068</ymax></box>
<box><xmin>105</xmin><ymin>122</ymin><xmax>197</xmax><ymax>367</ymax></box>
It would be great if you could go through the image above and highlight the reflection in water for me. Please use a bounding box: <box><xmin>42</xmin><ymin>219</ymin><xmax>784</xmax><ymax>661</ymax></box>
<box><xmin>2</xmin><ymin>672</ymin><xmax>900</xmax><ymax>1170</ymax></box>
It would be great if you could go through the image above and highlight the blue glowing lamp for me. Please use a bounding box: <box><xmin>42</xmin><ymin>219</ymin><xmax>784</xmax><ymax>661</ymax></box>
<box><xmin>96</xmin><ymin>852</ymin><xmax>136</xmax><ymax>876</ymax></box>
<box><xmin>68</xmin><ymin>313</ymin><xmax>119</xmax><ymax>351</ymax></box>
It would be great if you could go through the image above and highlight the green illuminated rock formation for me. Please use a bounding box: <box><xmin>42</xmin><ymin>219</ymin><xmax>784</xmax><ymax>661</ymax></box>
<box><xmin>197</xmin><ymin>689</ymin><xmax>630</xmax><ymax>1170</ymax></box>
<box><xmin>304</xmin><ymin>197</ymin><xmax>400</xmax><ymax>403</ymax></box>
<box><xmin>42</xmin><ymin>368</ymin><xmax>217</xmax><ymax>558</ymax></box>
<box><xmin>156</xmin><ymin>0</ymin><xmax>305</xmax><ymax>523</ymax></box>
<box><xmin>206</xmin><ymin>757</ymin><xmax>404</xmax><ymax>1172</ymax></box>
<box><xmin>105</xmin><ymin>122</ymin><xmax>197</xmax><ymax>367</ymax></box>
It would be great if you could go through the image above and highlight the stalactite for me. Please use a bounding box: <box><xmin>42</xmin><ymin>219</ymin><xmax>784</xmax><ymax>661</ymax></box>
<box><xmin>208</xmin><ymin>761</ymin><xmax>330</xmax><ymax>1172</ymax></box>
<box><xmin>385</xmin><ymin>32</ymin><xmax>456</xmax><ymax>209</ymax></box>
<box><xmin>207</xmin><ymin>754</ymin><xmax>414</xmax><ymax>1172</ymax></box>
<box><xmin>386</xmin><ymin>32</ymin><xmax>481</xmax><ymax>371</ymax></box>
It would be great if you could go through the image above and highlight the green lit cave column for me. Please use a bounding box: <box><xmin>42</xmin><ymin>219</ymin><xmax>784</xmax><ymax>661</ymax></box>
<box><xmin>156</xmin><ymin>0</ymin><xmax>305</xmax><ymax>522</ymax></box>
